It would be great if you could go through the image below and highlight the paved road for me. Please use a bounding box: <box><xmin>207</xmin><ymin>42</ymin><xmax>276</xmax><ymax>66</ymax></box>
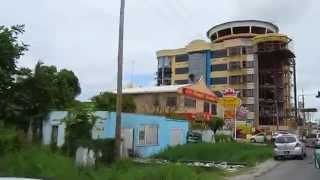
<box><xmin>256</xmin><ymin>148</ymin><xmax>320</xmax><ymax>180</ymax></box>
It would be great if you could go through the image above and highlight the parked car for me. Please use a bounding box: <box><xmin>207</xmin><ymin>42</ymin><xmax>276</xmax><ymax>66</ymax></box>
<box><xmin>250</xmin><ymin>133</ymin><xmax>266</xmax><ymax>143</ymax></box>
<box><xmin>273</xmin><ymin>135</ymin><xmax>306</xmax><ymax>160</ymax></box>
<box><xmin>187</xmin><ymin>131</ymin><xmax>202</xmax><ymax>143</ymax></box>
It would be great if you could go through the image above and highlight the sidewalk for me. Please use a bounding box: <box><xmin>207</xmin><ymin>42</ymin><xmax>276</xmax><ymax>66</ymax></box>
<box><xmin>226</xmin><ymin>159</ymin><xmax>280</xmax><ymax>180</ymax></box>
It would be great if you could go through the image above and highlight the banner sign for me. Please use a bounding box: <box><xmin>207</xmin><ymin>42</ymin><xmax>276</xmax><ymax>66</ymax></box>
<box><xmin>182</xmin><ymin>88</ymin><xmax>218</xmax><ymax>102</ymax></box>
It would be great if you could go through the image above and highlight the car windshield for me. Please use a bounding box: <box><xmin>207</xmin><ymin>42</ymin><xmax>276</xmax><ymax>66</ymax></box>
<box><xmin>275</xmin><ymin>136</ymin><xmax>296</xmax><ymax>143</ymax></box>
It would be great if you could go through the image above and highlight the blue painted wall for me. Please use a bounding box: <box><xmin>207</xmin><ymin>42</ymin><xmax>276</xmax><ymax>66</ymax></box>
<box><xmin>205</xmin><ymin>51</ymin><xmax>212</xmax><ymax>85</ymax></box>
<box><xmin>42</xmin><ymin>111</ymin><xmax>189</xmax><ymax>157</ymax></box>
<box><xmin>103</xmin><ymin>112</ymin><xmax>189</xmax><ymax>157</ymax></box>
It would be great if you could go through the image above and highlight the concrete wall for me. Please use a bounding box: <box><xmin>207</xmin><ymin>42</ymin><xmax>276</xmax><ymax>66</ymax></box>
<box><xmin>42</xmin><ymin>111</ymin><xmax>68</xmax><ymax>147</ymax></box>
<box><xmin>103</xmin><ymin>112</ymin><xmax>189</xmax><ymax>157</ymax></box>
<box><xmin>131</xmin><ymin>93</ymin><xmax>218</xmax><ymax>116</ymax></box>
<box><xmin>42</xmin><ymin>111</ymin><xmax>106</xmax><ymax>147</ymax></box>
<box><xmin>131</xmin><ymin>92</ymin><xmax>178</xmax><ymax>114</ymax></box>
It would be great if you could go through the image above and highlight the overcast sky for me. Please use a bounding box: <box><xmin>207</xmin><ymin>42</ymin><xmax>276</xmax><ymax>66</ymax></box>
<box><xmin>1</xmin><ymin>0</ymin><xmax>319</xmax><ymax>120</ymax></box>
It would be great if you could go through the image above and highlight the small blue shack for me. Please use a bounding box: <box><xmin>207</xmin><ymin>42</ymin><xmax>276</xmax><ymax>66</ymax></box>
<box><xmin>99</xmin><ymin>112</ymin><xmax>189</xmax><ymax>157</ymax></box>
<box><xmin>43</xmin><ymin>111</ymin><xmax>189</xmax><ymax>157</ymax></box>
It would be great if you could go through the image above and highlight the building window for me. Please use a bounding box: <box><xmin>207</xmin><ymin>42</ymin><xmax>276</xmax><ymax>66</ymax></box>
<box><xmin>243</xmin><ymin>61</ymin><xmax>254</xmax><ymax>68</ymax></box>
<box><xmin>242</xmin><ymin>46</ymin><xmax>254</xmax><ymax>55</ymax></box>
<box><xmin>235</xmin><ymin>89</ymin><xmax>242</xmax><ymax>97</ymax></box>
<box><xmin>175</xmin><ymin>54</ymin><xmax>189</xmax><ymax>62</ymax></box>
<box><xmin>243</xmin><ymin>74</ymin><xmax>254</xmax><ymax>83</ymax></box>
<box><xmin>158</xmin><ymin>56</ymin><xmax>171</xmax><ymax>68</ymax></box>
<box><xmin>211</xmin><ymin>104</ymin><xmax>217</xmax><ymax>115</ymax></box>
<box><xmin>244</xmin><ymin>104</ymin><xmax>255</xmax><ymax>112</ymax></box>
<box><xmin>211</xmin><ymin>77</ymin><xmax>228</xmax><ymax>85</ymax></box>
<box><xmin>218</xmin><ymin>28</ymin><xmax>231</xmax><ymax>37</ymax></box>
<box><xmin>212</xmin><ymin>49</ymin><xmax>228</xmax><ymax>58</ymax></box>
<box><xmin>243</xmin><ymin>89</ymin><xmax>254</xmax><ymax>97</ymax></box>
<box><xmin>211</xmin><ymin>33</ymin><xmax>218</xmax><ymax>41</ymax></box>
<box><xmin>229</xmin><ymin>61</ymin><xmax>241</xmax><ymax>70</ymax></box>
<box><xmin>211</xmin><ymin>64</ymin><xmax>228</xmax><ymax>72</ymax></box>
<box><xmin>233</xmin><ymin>26</ymin><xmax>250</xmax><ymax>34</ymax></box>
<box><xmin>228</xmin><ymin>47</ymin><xmax>241</xmax><ymax>56</ymax></box>
<box><xmin>138</xmin><ymin>125</ymin><xmax>158</xmax><ymax>145</ymax></box>
<box><xmin>184</xmin><ymin>97</ymin><xmax>196</xmax><ymax>108</ymax></box>
<box><xmin>204</xmin><ymin>102</ymin><xmax>210</xmax><ymax>113</ymax></box>
<box><xmin>175</xmin><ymin>67</ymin><xmax>189</xmax><ymax>74</ymax></box>
<box><xmin>229</xmin><ymin>76</ymin><xmax>242</xmax><ymax>84</ymax></box>
<box><xmin>251</xmin><ymin>26</ymin><xmax>266</xmax><ymax>34</ymax></box>
<box><xmin>166</xmin><ymin>97</ymin><xmax>177</xmax><ymax>107</ymax></box>
<box><xmin>174</xmin><ymin>79</ymin><xmax>189</xmax><ymax>84</ymax></box>
<box><xmin>267</xmin><ymin>29</ymin><xmax>274</xmax><ymax>33</ymax></box>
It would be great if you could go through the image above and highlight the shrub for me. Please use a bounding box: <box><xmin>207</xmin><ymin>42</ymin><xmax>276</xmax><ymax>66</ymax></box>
<box><xmin>0</xmin><ymin>146</ymin><xmax>224</xmax><ymax>180</ymax></box>
<box><xmin>154</xmin><ymin>143</ymin><xmax>273</xmax><ymax>166</ymax></box>
<box><xmin>0</xmin><ymin>146</ymin><xmax>82</xmax><ymax>179</ymax></box>
<box><xmin>0</xmin><ymin>128</ymin><xmax>22</xmax><ymax>155</ymax></box>
<box><xmin>215</xmin><ymin>134</ymin><xmax>234</xmax><ymax>143</ymax></box>
<box><xmin>102</xmin><ymin>161</ymin><xmax>201</xmax><ymax>180</ymax></box>
<box><xmin>90</xmin><ymin>139</ymin><xmax>115</xmax><ymax>164</ymax></box>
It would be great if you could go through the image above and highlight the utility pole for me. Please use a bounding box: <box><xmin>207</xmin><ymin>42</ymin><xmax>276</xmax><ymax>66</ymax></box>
<box><xmin>115</xmin><ymin>0</ymin><xmax>125</xmax><ymax>159</ymax></box>
<box><xmin>302</xmin><ymin>89</ymin><xmax>306</xmax><ymax>128</ymax></box>
<box><xmin>293</xmin><ymin>60</ymin><xmax>298</xmax><ymax>122</ymax></box>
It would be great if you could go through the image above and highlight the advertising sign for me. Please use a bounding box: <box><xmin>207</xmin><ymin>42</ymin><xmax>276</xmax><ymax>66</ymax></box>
<box><xmin>182</xmin><ymin>88</ymin><xmax>218</xmax><ymax>102</ymax></box>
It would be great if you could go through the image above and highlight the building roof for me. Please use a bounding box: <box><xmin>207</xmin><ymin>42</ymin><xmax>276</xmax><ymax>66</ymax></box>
<box><xmin>116</xmin><ymin>84</ymin><xmax>191</xmax><ymax>94</ymax></box>
<box><xmin>206</xmin><ymin>20</ymin><xmax>279</xmax><ymax>38</ymax></box>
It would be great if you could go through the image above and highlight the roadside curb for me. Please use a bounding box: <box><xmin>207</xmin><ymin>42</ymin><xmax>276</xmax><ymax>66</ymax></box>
<box><xmin>226</xmin><ymin>159</ymin><xmax>280</xmax><ymax>180</ymax></box>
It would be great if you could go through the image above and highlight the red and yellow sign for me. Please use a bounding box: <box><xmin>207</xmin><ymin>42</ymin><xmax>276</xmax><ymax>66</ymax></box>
<box><xmin>224</xmin><ymin>110</ymin><xmax>235</xmax><ymax>119</ymax></box>
<box><xmin>217</xmin><ymin>96</ymin><xmax>241</xmax><ymax>108</ymax></box>
<box><xmin>182</xmin><ymin>88</ymin><xmax>218</xmax><ymax>102</ymax></box>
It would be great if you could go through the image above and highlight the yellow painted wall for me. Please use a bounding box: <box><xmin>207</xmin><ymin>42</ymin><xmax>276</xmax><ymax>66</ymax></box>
<box><xmin>174</xmin><ymin>74</ymin><xmax>189</xmax><ymax>80</ymax></box>
<box><xmin>174</xmin><ymin>62</ymin><xmax>189</xmax><ymax>67</ymax></box>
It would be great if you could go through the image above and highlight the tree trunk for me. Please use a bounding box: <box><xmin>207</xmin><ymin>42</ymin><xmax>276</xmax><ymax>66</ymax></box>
<box><xmin>27</xmin><ymin>119</ymin><xmax>34</xmax><ymax>143</ymax></box>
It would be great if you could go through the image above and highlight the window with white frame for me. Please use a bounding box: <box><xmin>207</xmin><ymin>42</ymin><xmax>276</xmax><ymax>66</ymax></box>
<box><xmin>138</xmin><ymin>125</ymin><xmax>159</xmax><ymax>145</ymax></box>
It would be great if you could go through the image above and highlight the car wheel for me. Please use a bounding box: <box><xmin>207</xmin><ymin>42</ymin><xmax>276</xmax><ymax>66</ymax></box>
<box><xmin>250</xmin><ymin>139</ymin><xmax>256</xmax><ymax>143</ymax></box>
<box><xmin>297</xmin><ymin>155</ymin><xmax>304</xmax><ymax>160</ymax></box>
<box><xmin>274</xmin><ymin>156</ymin><xmax>279</xmax><ymax>160</ymax></box>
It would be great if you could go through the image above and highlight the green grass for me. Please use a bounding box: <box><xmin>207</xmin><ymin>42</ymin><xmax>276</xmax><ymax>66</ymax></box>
<box><xmin>0</xmin><ymin>146</ymin><xmax>224</xmax><ymax>180</ymax></box>
<box><xmin>154</xmin><ymin>142</ymin><xmax>273</xmax><ymax>166</ymax></box>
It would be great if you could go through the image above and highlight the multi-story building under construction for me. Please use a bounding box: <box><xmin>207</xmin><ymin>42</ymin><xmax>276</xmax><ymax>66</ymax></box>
<box><xmin>156</xmin><ymin>20</ymin><xmax>297</xmax><ymax>129</ymax></box>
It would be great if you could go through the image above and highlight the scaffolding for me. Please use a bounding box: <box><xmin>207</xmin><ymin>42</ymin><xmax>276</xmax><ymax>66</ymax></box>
<box><xmin>255</xmin><ymin>39</ymin><xmax>295</xmax><ymax>128</ymax></box>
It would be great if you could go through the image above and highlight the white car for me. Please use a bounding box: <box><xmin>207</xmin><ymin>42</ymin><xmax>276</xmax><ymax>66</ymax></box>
<box><xmin>273</xmin><ymin>135</ymin><xmax>306</xmax><ymax>160</ymax></box>
<box><xmin>271</xmin><ymin>131</ymin><xmax>289</xmax><ymax>142</ymax></box>
<box><xmin>250</xmin><ymin>133</ymin><xmax>266</xmax><ymax>143</ymax></box>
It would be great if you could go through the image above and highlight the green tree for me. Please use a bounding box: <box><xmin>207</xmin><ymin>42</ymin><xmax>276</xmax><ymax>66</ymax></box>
<box><xmin>63</xmin><ymin>107</ymin><xmax>97</xmax><ymax>155</ymax></box>
<box><xmin>91</xmin><ymin>92</ymin><xmax>136</xmax><ymax>113</ymax></box>
<box><xmin>208</xmin><ymin>116</ymin><xmax>225</xmax><ymax>134</ymax></box>
<box><xmin>7</xmin><ymin>62</ymin><xmax>81</xmax><ymax>142</ymax></box>
<box><xmin>0</xmin><ymin>25</ymin><xmax>28</xmax><ymax>121</ymax></box>
<box><xmin>55</xmin><ymin>69</ymin><xmax>81</xmax><ymax>109</ymax></box>
<box><xmin>0</xmin><ymin>25</ymin><xmax>81</xmax><ymax>142</ymax></box>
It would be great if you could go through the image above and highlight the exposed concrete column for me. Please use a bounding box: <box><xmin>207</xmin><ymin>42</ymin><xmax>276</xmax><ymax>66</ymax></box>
<box><xmin>253</xmin><ymin>53</ymin><xmax>260</xmax><ymax>128</ymax></box>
